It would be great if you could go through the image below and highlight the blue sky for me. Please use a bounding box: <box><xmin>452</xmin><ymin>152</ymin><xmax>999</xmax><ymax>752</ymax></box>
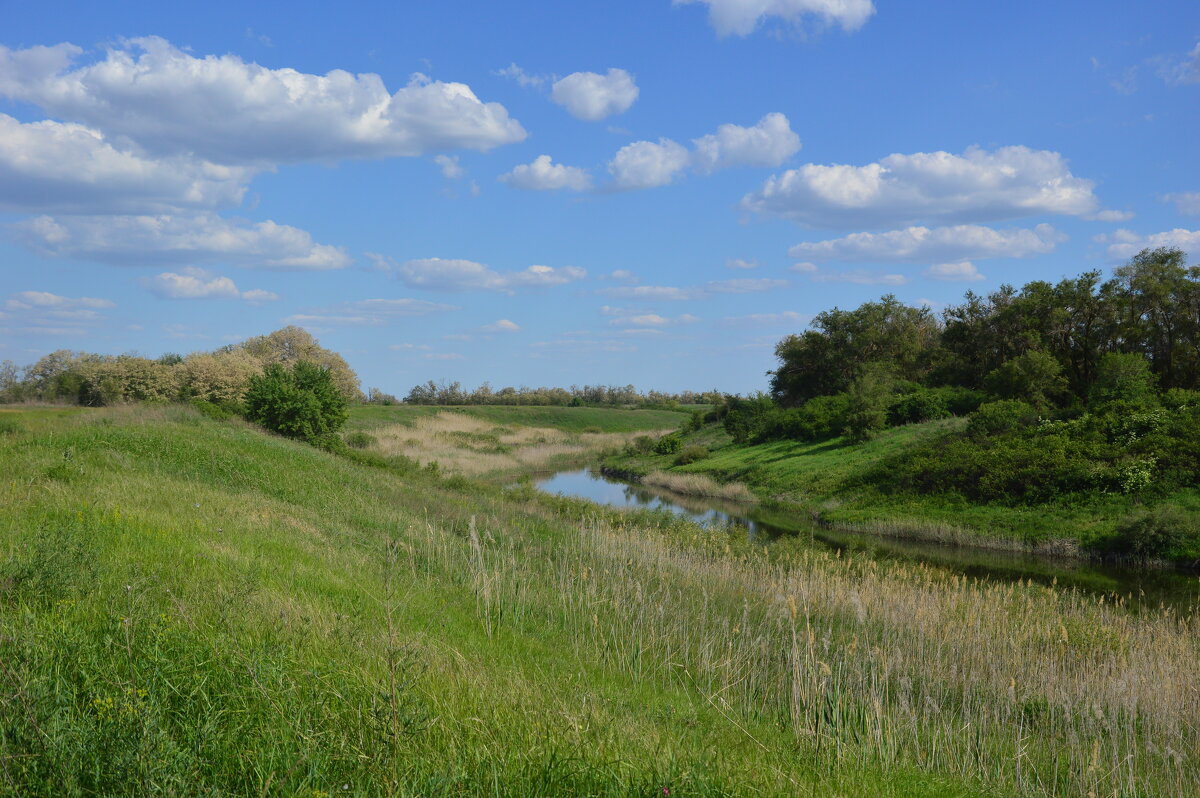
<box><xmin>1</xmin><ymin>0</ymin><xmax>1197</xmax><ymax>394</ymax></box>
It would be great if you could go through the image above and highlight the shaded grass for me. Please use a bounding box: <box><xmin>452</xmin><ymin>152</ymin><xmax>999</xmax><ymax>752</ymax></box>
<box><xmin>0</xmin><ymin>406</ymin><xmax>1195</xmax><ymax>796</ymax></box>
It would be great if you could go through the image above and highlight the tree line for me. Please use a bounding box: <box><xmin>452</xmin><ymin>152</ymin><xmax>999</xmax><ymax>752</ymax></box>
<box><xmin>399</xmin><ymin>380</ymin><xmax>723</xmax><ymax>409</ymax></box>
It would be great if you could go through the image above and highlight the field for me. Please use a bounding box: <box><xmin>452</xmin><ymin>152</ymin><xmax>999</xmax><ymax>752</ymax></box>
<box><xmin>1</xmin><ymin>405</ymin><xmax>1197</xmax><ymax>796</ymax></box>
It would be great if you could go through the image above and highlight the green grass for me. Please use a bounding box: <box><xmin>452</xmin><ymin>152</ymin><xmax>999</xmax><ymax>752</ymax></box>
<box><xmin>1</xmin><ymin>405</ymin><xmax>1196</xmax><ymax>796</ymax></box>
<box><xmin>605</xmin><ymin>418</ymin><xmax>1200</xmax><ymax>553</ymax></box>
<box><xmin>346</xmin><ymin>404</ymin><xmax>688</xmax><ymax>434</ymax></box>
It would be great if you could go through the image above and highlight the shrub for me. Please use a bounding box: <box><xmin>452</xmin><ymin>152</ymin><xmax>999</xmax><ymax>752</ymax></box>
<box><xmin>674</xmin><ymin>445</ymin><xmax>710</xmax><ymax>465</ymax></box>
<box><xmin>344</xmin><ymin>430</ymin><xmax>376</xmax><ymax>449</ymax></box>
<box><xmin>653</xmin><ymin>434</ymin><xmax>683</xmax><ymax>455</ymax></box>
<box><xmin>967</xmin><ymin>400</ymin><xmax>1039</xmax><ymax>438</ymax></box>
<box><xmin>1104</xmin><ymin>508</ymin><xmax>1199</xmax><ymax>561</ymax></box>
<box><xmin>243</xmin><ymin>361</ymin><xmax>348</xmax><ymax>442</ymax></box>
<box><xmin>0</xmin><ymin>416</ymin><xmax>22</xmax><ymax>435</ymax></box>
<box><xmin>190</xmin><ymin>398</ymin><xmax>238</xmax><ymax>421</ymax></box>
<box><xmin>627</xmin><ymin>435</ymin><xmax>656</xmax><ymax>455</ymax></box>
<box><xmin>887</xmin><ymin>389</ymin><xmax>950</xmax><ymax>426</ymax></box>
<box><xmin>684</xmin><ymin>409</ymin><xmax>706</xmax><ymax>432</ymax></box>
<box><xmin>582</xmin><ymin>426</ymin><xmax>603</xmax><ymax>434</ymax></box>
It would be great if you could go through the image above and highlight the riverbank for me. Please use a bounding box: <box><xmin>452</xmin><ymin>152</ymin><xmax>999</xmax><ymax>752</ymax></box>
<box><xmin>3</xmin><ymin>404</ymin><xmax>1198</xmax><ymax>796</ymax></box>
<box><xmin>602</xmin><ymin>419</ymin><xmax>1200</xmax><ymax>568</ymax></box>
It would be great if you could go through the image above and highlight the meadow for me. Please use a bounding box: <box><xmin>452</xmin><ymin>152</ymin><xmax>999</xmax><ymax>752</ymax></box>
<box><xmin>1</xmin><ymin>405</ymin><xmax>1197</xmax><ymax>796</ymax></box>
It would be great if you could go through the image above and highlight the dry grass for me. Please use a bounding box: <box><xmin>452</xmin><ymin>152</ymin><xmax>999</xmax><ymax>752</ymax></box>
<box><xmin>368</xmin><ymin>412</ymin><xmax>666</xmax><ymax>477</ymax></box>
<box><xmin>643</xmin><ymin>470</ymin><xmax>758</xmax><ymax>503</ymax></box>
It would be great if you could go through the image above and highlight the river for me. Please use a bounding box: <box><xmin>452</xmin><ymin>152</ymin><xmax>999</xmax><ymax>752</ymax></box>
<box><xmin>536</xmin><ymin>467</ymin><xmax>1200</xmax><ymax>613</ymax></box>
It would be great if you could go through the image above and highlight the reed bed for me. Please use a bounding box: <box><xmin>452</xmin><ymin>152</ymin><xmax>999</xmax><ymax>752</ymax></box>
<box><xmin>643</xmin><ymin>470</ymin><xmax>758</xmax><ymax>503</ymax></box>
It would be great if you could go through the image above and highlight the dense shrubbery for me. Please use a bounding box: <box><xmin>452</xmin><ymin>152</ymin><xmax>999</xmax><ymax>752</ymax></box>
<box><xmin>0</xmin><ymin>326</ymin><xmax>363</xmax><ymax>407</ymax></box>
<box><xmin>243</xmin><ymin>361</ymin><xmax>348</xmax><ymax>442</ymax></box>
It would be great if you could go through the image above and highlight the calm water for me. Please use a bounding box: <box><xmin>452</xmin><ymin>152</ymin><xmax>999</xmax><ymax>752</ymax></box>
<box><xmin>536</xmin><ymin>468</ymin><xmax>1200</xmax><ymax>612</ymax></box>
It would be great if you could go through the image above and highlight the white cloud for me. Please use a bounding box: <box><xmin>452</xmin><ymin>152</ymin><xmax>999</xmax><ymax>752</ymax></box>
<box><xmin>607</xmin><ymin>269</ymin><xmax>638</xmax><ymax>283</ymax></box>
<box><xmin>810</xmin><ymin>270</ymin><xmax>909</xmax><ymax>285</ymax></box>
<box><xmin>286</xmin><ymin>298</ymin><xmax>459</xmax><ymax>327</ymax></box>
<box><xmin>607</xmin><ymin>138</ymin><xmax>691</xmax><ymax>190</ymax></box>
<box><xmin>726</xmin><ymin>258</ymin><xmax>758</xmax><ymax>269</ymax></box>
<box><xmin>499</xmin><ymin>154</ymin><xmax>592</xmax><ymax>191</ymax></box>
<box><xmin>433</xmin><ymin>155</ymin><xmax>464</xmax><ymax>179</ymax></box>
<box><xmin>495</xmin><ymin>63</ymin><xmax>547</xmax><ymax>88</ymax></box>
<box><xmin>143</xmin><ymin>266</ymin><xmax>279</xmax><ymax>302</ymax></box>
<box><xmin>551</xmin><ymin>69</ymin><xmax>639</xmax><ymax>121</ymax></box>
<box><xmin>603</xmin><ymin>278</ymin><xmax>786</xmax><ymax>301</ymax></box>
<box><xmin>0</xmin><ymin>114</ymin><xmax>252</xmax><ymax>214</ymax></box>
<box><xmin>2</xmin><ymin>290</ymin><xmax>114</xmax><ymax>336</ymax></box>
<box><xmin>5</xmin><ymin>290</ymin><xmax>113</xmax><ymax>310</ymax></box>
<box><xmin>1158</xmin><ymin>41</ymin><xmax>1200</xmax><ymax>86</ymax></box>
<box><xmin>692</xmin><ymin>113</ymin><xmax>800</xmax><ymax>173</ymax></box>
<box><xmin>720</xmin><ymin>311</ymin><xmax>810</xmax><ymax>327</ymax></box>
<box><xmin>675</xmin><ymin>0</ymin><xmax>875</xmax><ymax>37</ymax></box>
<box><xmin>707</xmin><ymin>278</ymin><xmax>788</xmax><ymax>294</ymax></box>
<box><xmin>480</xmin><ymin>319</ymin><xmax>521</xmax><ymax>333</ymax></box>
<box><xmin>1097</xmin><ymin>228</ymin><xmax>1200</xmax><ymax>261</ymax></box>
<box><xmin>743</xmin><ymin>146</ymin><xmax>1099</xmax><ymax>229</ymax></box>
<box><xmin>608</xmin><ymin>313</ymin><xmax>699</xmax><ymax>327</ymax></box>
<box><xmin>604</xmin><ymin>113</ymin><xmax>799</xmax><ymax>192</ymax></box>
<box><xmin>1085</xmin><ymin>209</ymin><xmax>1134</xmax><ymax>222</ymax></box>
<box><xmin>389</xmin><ymin>256</ymin><xmax>587</xmax><ymax>293</ymax></box>
<box><xmin>924</xmin><ymin>261</ymin><xmax>986</xmax><ymax>282</ymax></box>
<box><xmin>788</xmin><ymin>223</ymin><xmax>1065</xmax><ymax>263</ymax></box>
<box><xmin>1163</xmin><ymin>192</ymin><xmax>1200</xmax><ymax>216</ymax></box>
<box><xmin>0</xmin><ymin>37</ymin><xmax>526</xmax><ymax>166</ymax></box>
<box><xmin>424</xmin><ymin>352</ymin><xmax>465</xmax><ymax>361</ymax></box>
<box><xmin>11</xmin><ymin>213</ymin><xmax>351</xmax><ymax>270</ymax></box>
<box><xmin>790</xmin><ymin>261</ymin><xmax>818</xmax><ymax>273</ymax></box>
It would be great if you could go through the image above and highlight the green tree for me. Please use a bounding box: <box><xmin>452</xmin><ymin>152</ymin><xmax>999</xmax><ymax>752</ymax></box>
<box><xmin>984</xmin><ymin>350</ymin><xmax>1067</xmax><ymax>410</ymax></box>
<box><xmin>1089</xmin><ymin>352</ymin><xmax>1157</xmax><ymax>408</ymax></box>
<box><xmin>243</xmin><ymin>361</ymin><xmax>348</xmax><ymax>441</ymax></box>
<box><xmin>843</xmin><ymin>362</ymin><xmax>896</xmax><ymax>443</ymax></box>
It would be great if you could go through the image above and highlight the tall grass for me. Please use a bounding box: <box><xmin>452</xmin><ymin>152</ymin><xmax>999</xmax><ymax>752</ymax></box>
<box><xmin>0</xmin><ymin>405</ymin><xmax>1195</xmax><ymax>796</ymax></box>
<box><xmin>642</xmin><ymin>471</ymin><xmax>757</xmax><ymax>503</ymax></box>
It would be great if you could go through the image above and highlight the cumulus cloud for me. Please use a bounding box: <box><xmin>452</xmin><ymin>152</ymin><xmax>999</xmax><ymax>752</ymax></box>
<box><xmin>675</xmin><ymin>0</ymin><xmax>876</xmax><ymax>37</ymax></box>
<box><xmin>494</xmin><ymin>63</ymin><xmax>547</xmax><ymax>88</ymax></box>
<box><xmin>742</xmin><ymin>146</ymin><xmax>1099</xmax><ymax>229</ymax></box>
<box><xmin>10</xmin><ymin>213</ymin><xmax>351</xmax><ymax>270</ymax></box>
<box><xmin>607</xmin><ymin>138</ymin><xmax>691</xmax><ymax>190</ymax></box>
<box><xmin>1163</xmin><ymin>192</ymin><xmax>1200</xmax><ymax>216</ymax></box>
<box><xmin>551</xmin><ymin>69</ymin><xmax>639</xmax><ymax>121</ymax></box>
<box><xmin>285</xmin><ymin>298</ymin><xmax>459</xmax><ymax>327</ymax></box>
<box><xmin>790</xmin><ymin>261</ymin><xmax>818</xmax><ymax>273</ymax></box>
<box><xmin>788</xmin><ymin>223</ymin><xmax>1065</xmax><ymax>263</ymax></box>
<box><xmin>1096</xmin><ymin>228</ymin><xmax>1200</xmax><ymax>261</ymax></box>
<box><xmin>0</xmin><ymin>37</ymin><xmax>526</xmax><ymax>166</ymax></box>
<box><xmin>480</xmin><ymin>319</ymin><xmax>521</xmax><ymax>332</ymax></box>
<box><xmin>0</xmin><ymin>114</ymin><xmax>252</xmax><ymax>214</ymax></box>
<box><xmin>810</xmin><ymin>270</ymin><xmax>909</xmax><ymax>286</ymax></box>
<box><xmin>143</xmin><ymin>266</ymin><xmax>279</xmax><ymax>301</ymax></box>
<box><xmin>692</xmin><ymin>113</ymin><xmax>801</xmax><ymax>173</ymax></box>
<box><xmin>387</xmin><ymin>256</ymin><xmax>587</xmax><ymax>293</ymax></box>
<box><xmin>499</xmin><ymin>154</ymin><xmax>592</xmax><ymax>191</ymax></box>
<box><xmin>605</xmin><ymin>113</ymin><xmax>800</xmax><ymax>191</ymax></box>
<box><xmin>923</xmin><ymin>261</ymin><xmax>986</xmax><ymax>282</ymax></box>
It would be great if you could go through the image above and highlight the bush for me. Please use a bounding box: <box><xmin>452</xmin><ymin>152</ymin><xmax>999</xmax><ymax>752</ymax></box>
<box><xmin>887</xmin><ymin>389</ymin><xmax>949</xmax><ymax>426</ymax></box>
<box><xmin>674</xmin><ymin>445</ymin><xmax>710</xmax><ymax>465</ymax></box>
<box><xmin>190</xmin><ymin>398</ymin><xmax>239</xmax><ymax>421</ymax></box>
<box><xmin>684</xmin><ymin>409</ymin><xmax>706</xmax><ymax>432</ymax></box>
<box><xmin>967</xmin><ymin>400</ymin><xmax>1039</xmax><ymax>437</ymax></box>
<box><xmin>344</xmin><ymin>430</ymin><xmax>376</xmax><ymax>449</ymax></box>
<box><xmin>626</xmin><ymin>435</ymin><xmax>656</xmax><ymax>455</ymax></box>
<box><xmin>1104</xmin><ymin>508</ymin><xmax>1199</xmax><ymax>561</ymax></box>
<box><xmin>243</xmin><ymin>361</ymin><xmax>348</xmax><ymax>442</ymax></box>
<box><xmin>653</xmin><ymin>434</ymin><xmax>683</xmax><ymax>455</ymax></box>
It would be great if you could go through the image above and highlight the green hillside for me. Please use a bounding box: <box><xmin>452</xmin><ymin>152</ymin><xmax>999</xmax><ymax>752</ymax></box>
<box><xmin>1</xmin><ymin>406</ymin><xmax>1196</xmax><ymax>796</ymax></box>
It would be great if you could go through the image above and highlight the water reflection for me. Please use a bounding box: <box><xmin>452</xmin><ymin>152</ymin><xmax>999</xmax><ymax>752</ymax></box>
<box><xmin>535</xmin><ymin>468</ymin><xmax>1200</xmax><ymax>613</ymax></box>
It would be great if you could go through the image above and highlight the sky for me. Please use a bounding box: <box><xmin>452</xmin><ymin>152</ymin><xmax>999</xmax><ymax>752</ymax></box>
<box><xmin>1</xmin><ymin>0</ymin><xmax>1198</xmax><ymax>395</ymax></box>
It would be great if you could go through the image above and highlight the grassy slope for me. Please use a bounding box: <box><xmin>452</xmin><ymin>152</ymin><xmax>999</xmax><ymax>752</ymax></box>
<box><xmin>2</xmin><ymin>406</ymin><xmax>1196</xmax><ymax>796</ymax></box>
<box><xmin>346</xmin><ymin>404</ymin><xmax>687</xmax><ymax>434</ymax></box>
<box><xmin>606</xmin><ymin>418</ymin><xmax>1200</xmax><ymax>550</ymax></box>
